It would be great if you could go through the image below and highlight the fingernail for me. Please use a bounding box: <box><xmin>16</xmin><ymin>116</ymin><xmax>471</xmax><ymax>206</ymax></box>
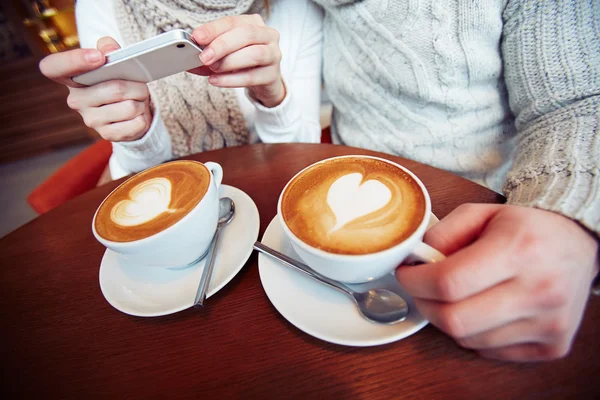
<box><xmin>200</xmin><ymin>48</ymin><xmax>214</xmax><ymax>63</ymax></box>
<box><xmin>104</xmin><ymin>46</ymin><xmax>119</xmax><ymax>54</ymax></box>
<box><xmin>84</xmin><ymin>49</ymin><xmax>102</xmax><ymax>63</ymax></box>
<box><xmin>208</xmin><ymin>75</ymin><xmax>219</xmax><ymax>85</ymax></box>
<box><xmin>194</xmin><ymin>28</ymin><xmax>208</xmax><ymax>42</ymax></box>
<box><xmin>210</xmin><ymin>61</ymin><xmax>221</xmax><ymax>71</ymax></box>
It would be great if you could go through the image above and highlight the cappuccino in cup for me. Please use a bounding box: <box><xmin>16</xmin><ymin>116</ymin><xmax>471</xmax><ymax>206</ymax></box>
<box><xmin>93</xmin><ymin>160</ymin><xmax>223</xmax><ymax>268</ymax></box>
<box><xmin>281</xmin><ymin>156</ymin><xmax>426</xmax><ymax>255</ymax></box>
<box><xmin>95</xmin><ymin>160</ymin><xmax>210</xmax><ymax>242</ymax></box>
<box><xmin>278</xmin><ymin>155</ymin><xmax>444</xmax><ymax>283</ymax></box>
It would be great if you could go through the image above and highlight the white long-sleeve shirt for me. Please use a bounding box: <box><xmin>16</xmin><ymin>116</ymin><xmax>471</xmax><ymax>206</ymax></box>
<box><xmin>76</xmin><ymin>0</ymin><xmax>324</xmax><ymax>179</ymax></box>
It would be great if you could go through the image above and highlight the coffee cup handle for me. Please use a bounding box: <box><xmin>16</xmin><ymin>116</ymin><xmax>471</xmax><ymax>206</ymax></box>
<box><xmin>405</xmin><ymin>242</ymin><xmax>446</xmax><ymax>265</ymax></box>
<box><xmin>204</xmin><ymin>162</ymin><xmax>223</xmax><ymax>188</ymax></box>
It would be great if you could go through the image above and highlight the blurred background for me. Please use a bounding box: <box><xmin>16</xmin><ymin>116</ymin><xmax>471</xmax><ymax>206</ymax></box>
<box><xmin>0</xmin><ymin>0</ymin><xmax>333</xmax><ymax>238</ymax></box>
<box><xmin>1</xmin><ymin>0</ymin><xmax>96</xmax><ymax>237</ymax></box>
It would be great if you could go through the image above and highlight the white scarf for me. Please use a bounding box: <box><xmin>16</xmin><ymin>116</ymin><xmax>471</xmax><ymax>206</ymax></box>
<box><xmin>114</xmin><ymin>0</ymin><xmax>265</xmax><ymax>156</ymax></box>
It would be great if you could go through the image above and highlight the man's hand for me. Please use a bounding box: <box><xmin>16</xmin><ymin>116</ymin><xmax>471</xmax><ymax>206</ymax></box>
<box><xmin>396</xmin><ymin>204</ymin><xmax>599</xmax><ymax>362</ymax></box>
<box><xmin>39</xmin><ymin>37</ymin><xmax>152</xmax><ymax>142</ymax></box>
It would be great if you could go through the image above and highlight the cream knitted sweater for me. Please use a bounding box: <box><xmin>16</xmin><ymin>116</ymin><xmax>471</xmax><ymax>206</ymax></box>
<box><xmin>316</xmin><ymin>0</ymin><xmax>599</xmax><ymax>235</ymax></box>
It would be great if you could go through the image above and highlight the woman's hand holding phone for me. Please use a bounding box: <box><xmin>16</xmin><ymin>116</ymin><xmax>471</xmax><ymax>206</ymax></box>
<box><xmin>39</xmin><ymin>37</ymin><xmax>153</xmax><ymax>142</ymax></box>
<box><xmin>39</xmin><ymin>13</ymin><xmax>287</xmax><ymax>145</ymax></box>
<box><xmin>190</xmin><ymin>14</ymin><xmax>286</xmax><ymax>108</ymax></box>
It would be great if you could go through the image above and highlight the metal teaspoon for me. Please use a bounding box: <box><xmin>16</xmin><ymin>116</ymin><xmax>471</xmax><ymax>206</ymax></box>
<box><xmin>254</xmin><ymin>242</ymin><xmax>409</xmax><ymax>324</ymax></box>
<box><xmin>194</xmin><ymin>197</ymin><xmax>235</xmax><ymax>306</ymax></box>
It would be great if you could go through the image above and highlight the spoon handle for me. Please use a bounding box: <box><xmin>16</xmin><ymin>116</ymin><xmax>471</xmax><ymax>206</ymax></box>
<box><xmin>253</xmin><ymin>242</ymin><xmax>354</xmax><ymax>296</ymax></box>
<box><xmin>195</xmin><ymin>226</ymin><xmax>222</xmax><ymax>306</ymax></box>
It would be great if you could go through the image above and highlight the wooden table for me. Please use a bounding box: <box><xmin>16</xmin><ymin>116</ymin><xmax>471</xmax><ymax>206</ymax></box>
<box><xmin>2</xmin><ymin>144</ymin><xmax>598</xmax><ymax>399</ymax></box>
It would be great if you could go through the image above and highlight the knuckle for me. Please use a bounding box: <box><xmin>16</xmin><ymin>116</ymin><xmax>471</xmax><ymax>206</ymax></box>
<box><xmin>141</xmin><ymin>83</ymin><xmax>150</xmax><ymax>98</ymax></box>
<box><xmin>460</xmin><ymin>334</ymin><xmax>490</xmax><ymax>349</ymax></box>
<box><xmin>274</xmin><ymin>48</ymin><xmax>282</xmax><ymax>63</ymax></box>
<box><xmin>534</xmin><ymin>277</ymin><xmax>568</xmax><ymax>309</ymax></box>
<box><xmin>456</xmin><ymin>337</ymin><xmax>476</xmax><ymax>349</ymax></box>
<box><xmin>511</xmin><ymin>222</ymin><xmax>546</xmax><ymax>265</ymax></box>
<box><xmin>437</xmin><ymin>307</ymin><xmax>466</xmax><ymax>338</ymax></box>
<box><xmin>266</xmin><ymin>74</ymin><xmax>278</xmax><ymax>86</ymax></box>
<box><xmin>253</xmin><ymin>46</ymin><xmax>270</xmax><ymax>65</ymax></box>
<box><xmin>82</xmin><ymin>113</ymin><xmax>99</xmax><ymax>129</ymax></box>
<box><xmin>545</xmin><ymin>315</ymin><xmax>571</xmax><ymax>338</ymax></box>
<box><xmin>109</xmin><ymin>80</ymin><xmax>127</xmax><ymax>101</ymax></box>
<box><xmin>129</xmin><ymin>115</ymin><xmax>148</xmax><ymax>136</ymax></box>
<box><xmin>543</xmin><ymin>342</ymin><xmax>571</xmax><ymax>360</ymax></box>
<box><xmin>122</xmin><ymin>100</ymin><xmax>139</xmax><ymax>117</ymax></box>
<box><xmin>267</xmin><ymin>43</ymin><xmax>282</xmax><ymax>64</ymax></box>
<box><xmin>269</xmin><ymin>27</ymin><xmax>280</xmax><ymax>42</ymax></box>
<box><xmin>434</xmin><ymin>271</ymin><xmax>461</xmax><ymax>302</ymax></box>
<box><xmin>245</xmin><ymin>24</ymin><xmax>259</xmax><ymax>42</ymax></box>
<box><xmin>223</xmin><ymin>15</ymin><xmax>236</xmax><ymax>30</ymax></box>
<box><xmin>66</xmin><ymin>94</ymin><xmax>79</xmax><ymax>110</ymax></box>
<box><xmin>198</xmin><ymin>24</ymin><xmax>213</xmax><ymax>42</ymax></box>
<box><xmin>456</xmin><ymin>203</ymin><xmax>478</xmax><ymax>215</ymax></box>
<box><xmin>251</xmin><ymin>14</ymin><xmax>264</xmax><ymax>25</ymax></box>
<box><xmin>423</xmin><ymin>227</ymin><xmax>450</xmax><ymax>254</ymax></box>
<box><xmin>241</xmin><ymin>74</ymin><xmax>254</xmax><ymax>87</ymax></box>
<box><xmin>97</xmin><ymin>126</ymin><xmax>115</xmax><ymax>141</ymax></box>
<box><xmin>211</xmin><ymin>38</ymin><xmax>225</xmax><ymax>55</ymax></box>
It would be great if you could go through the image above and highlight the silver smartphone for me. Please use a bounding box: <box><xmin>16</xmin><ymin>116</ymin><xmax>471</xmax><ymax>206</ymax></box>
<box><xmin>73</xmin><ymin>29</ymin><xmax>203</xmax><ymax>86</ymax></box>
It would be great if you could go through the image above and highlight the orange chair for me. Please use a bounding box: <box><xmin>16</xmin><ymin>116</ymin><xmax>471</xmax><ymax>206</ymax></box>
<box><xmin>27</xmin><ymin>127</ymin><xmax>334</xmax><ymax>214</ymax></box>
<box><xmin>27</xmin><ymin>139</ymin><xmax>113</xmax><ymax>214</ymax></box>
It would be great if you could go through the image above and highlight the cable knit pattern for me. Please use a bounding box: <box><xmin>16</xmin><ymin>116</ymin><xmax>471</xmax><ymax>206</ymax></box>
<box><xmin>316</xmin><ymin>0</ymin><xmax>600</xmax><ymax>235</ymax></box>
<box><xmin>113</xmin><ymin>0</ymin><xmax>265</xmax><ymax>157</ymax></box>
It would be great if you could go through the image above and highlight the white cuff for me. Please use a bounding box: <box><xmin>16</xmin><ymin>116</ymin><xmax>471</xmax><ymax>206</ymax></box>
<box><xmin>245</xmin><ymin>84</ymin><xmax>301</xmax><ymax>135</ymax></box>
<box><xmin>110</xmin><ymin>112</ymin><xmax>173</xmax><ymax>178</ymax></box>
<box><xmin>112</xmin><ymin>112</ymin><xmax>169</xmax><ymax>157</ymax></box>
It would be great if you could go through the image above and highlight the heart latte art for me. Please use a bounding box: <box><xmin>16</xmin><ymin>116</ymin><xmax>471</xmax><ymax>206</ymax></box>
<box><xmin>110</xmin><ymin>178</ymin><xmax>175</xmax><ymax>227</ymax></box>
<box><xmin>95</xmin><ymin>161</ymin><xmax>209</xmax><ymax>242</ymax></box>
<box><xmin>327</xmin><ymin>173</ymin><xmax>392</xmax><ymax>232</ymax></box>
<box><xmin>281</xmin><ymin>157</ymin><xmax>426</xmax><ymax>255</ymax></box>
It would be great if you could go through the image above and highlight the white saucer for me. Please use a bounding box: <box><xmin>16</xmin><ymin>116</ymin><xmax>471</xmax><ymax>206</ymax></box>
<box><xmin>99</xmin><ymin>184</ymin><xmax>259</xmax><ymax>317</ymax></box>
<box><xmin>258</xmin><ymin>213</ymin><xmax>439</xmax><ymax>347</ymax></box>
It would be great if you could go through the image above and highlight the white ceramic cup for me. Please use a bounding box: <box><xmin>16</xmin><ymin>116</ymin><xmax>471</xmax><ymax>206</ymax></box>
<box><xmin>277</xmin><ymin>155</ymin><xmax>445</xmax><ymax>284</ymax></box>
<box><xmin>92</xmin><ymin>160</ymin><xmax>223</xmax><ymax>269</ymax></box>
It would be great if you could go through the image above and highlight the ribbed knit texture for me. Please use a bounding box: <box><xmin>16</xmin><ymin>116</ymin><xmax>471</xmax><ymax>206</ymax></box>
<box><xmin>501</xmin><ymin>0</ymin><xmax>600</xmax><ymax>235</ymax></box>
<box><xmin>316</xmin><ymin>0</ymin><xmax>600</xmax><ymax>235</ymax></box>
<box><xmin>114</xmin><ymin>0</ymin><xmax>265</xmax><ymax>157</ymax></box>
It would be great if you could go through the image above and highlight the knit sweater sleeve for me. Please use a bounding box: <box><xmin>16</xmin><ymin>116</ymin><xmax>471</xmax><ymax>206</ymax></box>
<box><xmin>501</xmin><ymin>0</ymin><xmax>600</xmax><ymax>235</ymax></box>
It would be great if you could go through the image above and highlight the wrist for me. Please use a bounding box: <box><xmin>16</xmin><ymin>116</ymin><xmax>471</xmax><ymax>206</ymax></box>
<box><xmin>248</xmin><ymin>77</ymin><xmax>286</xmax><ymax>108</ymax></box>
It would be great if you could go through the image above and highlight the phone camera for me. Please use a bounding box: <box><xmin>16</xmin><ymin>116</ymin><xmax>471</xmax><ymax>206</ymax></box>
<box><xmin>177</xmin><ymin>44</ymin><xmax>185</xmax><ymax>48</ymax></box>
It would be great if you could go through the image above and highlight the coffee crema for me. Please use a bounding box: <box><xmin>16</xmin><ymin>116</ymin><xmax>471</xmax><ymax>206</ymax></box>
<box><xmin>95</xmin><ymin>161</ymin><xmax>209</xmax><ymax>242</ymax></box>
<box><xmin>281</xmin><ymin>157</ymin><xmax>426</xmax><ymax>255</ymax></box>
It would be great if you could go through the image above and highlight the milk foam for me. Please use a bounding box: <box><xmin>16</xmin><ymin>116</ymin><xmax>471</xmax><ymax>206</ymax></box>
<box><xmin>110</xmin><ymin>177</ymin><xmax>174</xmax><ymax>227</ymax></box>
<box><xmin>281</xmin><ymin>157</ymin><xmax>426</xmax><ymax>255</ymax></box>
<box><xmin>326</xmin><ymin>173</ymin><xmax>392</xmax><ymax>232</ymax></box>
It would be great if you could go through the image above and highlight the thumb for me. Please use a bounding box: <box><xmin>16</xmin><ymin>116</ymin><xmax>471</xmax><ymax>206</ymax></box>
<box><xmin>97</xmin><ymin>36</ymin><xmax>121</xmax><ymax>55</ymax></box>
<box><xmin>424</xmin><ymin>203</ymin><xmax>504</xmax><ymax>256</ymax></box>
<box><xmin>39</xmin><ymin>48</ymin><xmax>105</xmax><ymax>88</ymax></box>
